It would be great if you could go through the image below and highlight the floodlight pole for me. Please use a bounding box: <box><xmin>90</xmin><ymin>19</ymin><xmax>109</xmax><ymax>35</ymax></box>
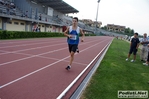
<box><xmin>95</xmin><ymin>0</ymin><xmax>100</xmax><ymax>35</ymax></box>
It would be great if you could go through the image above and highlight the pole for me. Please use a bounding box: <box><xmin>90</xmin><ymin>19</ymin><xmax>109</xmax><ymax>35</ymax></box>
<box><xmin>95</xmin><ymin>0</ymin><xmax>100</xmax><ymax>35</ymax></box>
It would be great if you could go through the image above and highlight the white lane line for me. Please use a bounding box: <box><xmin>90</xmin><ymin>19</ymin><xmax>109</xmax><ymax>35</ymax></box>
<box><xmin>1</xmin><ymin>50</ymin><xmax>88</xmax><ymax>66</ymax></box>
<box><xmin>0</xmin><ymin>47</ymin><xmax>67</xmax><ymax>66</ymax></box>
<box><xmin>0</xmin><ymin>38</ymin><xmax>98</xmax><ymax>55</ymax></box>
<box><xmin>0</xmin><ymin>38</ymin><xmax>59</xmax><ymax>45</ymax></box>
<box><xmin>0</xmin><ymin>39</ymin><xmax>65</xmax><ymax>49</ymax></box>
<box><xmin>30</xmin><ymin>55</ymin><xmax>88</xmax><ymax>66</ymax></box>
<box><xmin>0</xmin><ymin>39</ymin><xmax>102</xmax><ymax>66</ymax></box>
<box><xmin>0</xmin><ymin>37</ymin><xmax>99</xmax><ymax>49</ymax></box>
<box><xmin>56</xmin><ymin>40</ymin><xmax>112</xmax><ymax>99</ymax></box>
<box><xmin>0</xmin><ymin>40</ymin><xmax>108</xmax><ymax>89</ymax></box>
<box><xmin>0</xmin><ymin>42</ymin><xmax>66</xmax><ymax>55</ymax></box>
<box><xmin>0</xmin><ymin>56</ymin><xmax>70</xmax><ymax>89</ymax></box>
<box><xmin>1</xmin><ymin>48</ymin><xmax>88</xmax><ymax>66</ymax></box>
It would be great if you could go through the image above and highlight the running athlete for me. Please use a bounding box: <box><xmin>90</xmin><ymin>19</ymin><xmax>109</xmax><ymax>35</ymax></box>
<box><xmin>64</xmin><ymin>17</ymin><xmax>85</xmax><ymax>70</ymax></box>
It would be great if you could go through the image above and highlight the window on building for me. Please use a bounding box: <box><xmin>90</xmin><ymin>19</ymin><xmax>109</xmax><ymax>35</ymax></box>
<box><xmin>20</xmin><ymin>23</ymin><xmax>25</xmax><ymax>25</ymax></box>
<box><xmin>14</xmin><ymin>22</ymin><xmax>19</xmax><ymax>25</ymax></box>
<box><xmin>7</xmin><ymin>21</ymin><xmax>12</xmax><ymax>24</ymax></box>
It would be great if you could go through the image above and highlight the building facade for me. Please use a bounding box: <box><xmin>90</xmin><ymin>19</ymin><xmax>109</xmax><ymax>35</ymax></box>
<box><xmin>107</xmin><ymin>24</ymin><xmax>125</xmax><ymax>33</ymax></box>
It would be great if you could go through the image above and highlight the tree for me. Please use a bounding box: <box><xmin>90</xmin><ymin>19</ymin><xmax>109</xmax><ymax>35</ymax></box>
<box><xmin>124</xmin><ymin>27</ymin><xmax>135</xmax><ymax>36</ymax></box>
<box><xmin>130</xmin><ymin>29</ymin><xmax>134</xmax><ymax>34</ymax></box>
<box><xmin>101</xmin><ymin>25</ymin><xmax>107</xmax><ymax>30</ymax></box>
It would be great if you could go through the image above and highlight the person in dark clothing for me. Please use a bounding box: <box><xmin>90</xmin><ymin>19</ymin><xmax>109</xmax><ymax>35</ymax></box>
<box><xmin>39</xmin><ymin>14</ymin><xmax>42</xmax><ymax>20</ymax></box>
<box><xmin>126</xmin><ymin>33</ymin><xmax>140</xmax><ymax>62</ymax></box>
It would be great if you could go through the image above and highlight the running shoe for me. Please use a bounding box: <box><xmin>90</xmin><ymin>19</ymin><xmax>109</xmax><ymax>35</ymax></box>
<box><xmin>125</xmin><ymin>58</ymin><xmax>129</xmax><ymax>61</ymax></box>
<box><xmin>131</xmin><ymin>60</ymin><xmax>135</xmax><ymax>62</ymax></box>
<box><xmin>76</xmin><ymin>49</ymin><xmax>79</xmax><ymax>53</ymax></box>
<box><xmin>66</xmin><ymin>65</ymin><xmax>71</xmax><ymax>70</ymax></box>
<box><xmin>143</xmin><ymin>63</ymin><xmax>148</xmax><ymax>66</ymax></box>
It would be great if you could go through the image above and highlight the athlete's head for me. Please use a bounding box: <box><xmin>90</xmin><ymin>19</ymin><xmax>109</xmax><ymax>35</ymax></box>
<box><xmin>134</xmin><ymin>32</ymin><xmax>138</xmax><ymax>38</ymax></box>
<box><xmin>72</xmin><ymin>17</ymin><xmax>78</xmax><ymax>26</ymax></box>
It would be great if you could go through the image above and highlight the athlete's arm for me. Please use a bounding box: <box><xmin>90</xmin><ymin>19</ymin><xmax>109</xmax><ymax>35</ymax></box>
<box><xmin>64</xmin><ymin>26</ymin><xmax>71</xmax><ymax>38</ymax></box>
<box><xmin>80</xmin><ymin>28</ymin><xmax>85</xmax><ymax>42</ymax></box>
<box><xmin>136</xmin><ymin>39</ymin><xmax>140</xmax><ymax>49</ymax></box>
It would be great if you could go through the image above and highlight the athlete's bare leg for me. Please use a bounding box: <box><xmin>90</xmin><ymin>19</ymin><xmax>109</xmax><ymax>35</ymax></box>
<box><xmin>69</xmin><ymin>51</ymin><xmax>75</xmax><ymax>65</ymax></box>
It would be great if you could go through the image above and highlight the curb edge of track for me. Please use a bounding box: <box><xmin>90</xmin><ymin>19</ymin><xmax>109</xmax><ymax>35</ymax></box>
<box><xmin>70</xmin><ymin>39</ymin><xmax>113</xmax><ymax>99</ymax></box>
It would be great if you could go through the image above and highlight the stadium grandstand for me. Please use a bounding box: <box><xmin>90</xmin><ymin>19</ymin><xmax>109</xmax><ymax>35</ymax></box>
<box><xmin>0</xmin><ymin>0</ymin><xmax>96</xmax><ymax>34</ymax></box>
<box><xmin>0</xmin><ymin>0</ymin><xmax>127</xmax><ymax>38</ymax></box>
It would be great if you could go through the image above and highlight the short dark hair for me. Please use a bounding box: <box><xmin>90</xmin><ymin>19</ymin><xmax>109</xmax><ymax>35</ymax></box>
<box><xmin>134</xmin><ymin>32</ymin><xmax>138</xmax><ymax>36</ymax></box>
<box><xmin>73</xmin><ymin>17</ymin><xmax>78</xmax><ymax>22</ymax></box>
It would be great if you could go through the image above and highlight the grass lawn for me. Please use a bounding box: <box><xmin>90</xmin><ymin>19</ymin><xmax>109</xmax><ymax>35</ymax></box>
<box><xmin>81</xmin><ymin>38</ymin><xmax>149</xmax><ymax>99</ymax></box>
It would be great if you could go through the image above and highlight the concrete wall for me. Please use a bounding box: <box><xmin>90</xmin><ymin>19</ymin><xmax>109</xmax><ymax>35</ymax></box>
<box><xmin>6</xmin><ymin>20</ymin><xmax>26</xmax><ymax>31</ymax></box>
<box><xmin>0</xmin><ymin>17</ymin><xmax>63</xmax><ymax>32</ymax></box>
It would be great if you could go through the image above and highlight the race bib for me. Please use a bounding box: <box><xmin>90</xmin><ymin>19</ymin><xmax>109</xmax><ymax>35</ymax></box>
<box><xmin>70</xmin><ymin>35</ymin><xmax>77</xmax><ymax>40</ymax></box>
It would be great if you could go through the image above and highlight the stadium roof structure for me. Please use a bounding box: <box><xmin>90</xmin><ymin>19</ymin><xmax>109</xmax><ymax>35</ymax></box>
<box><xmin>32</xmin><ymin>0</ymin><xmax>79</xmax><ymax>14</ymax></box>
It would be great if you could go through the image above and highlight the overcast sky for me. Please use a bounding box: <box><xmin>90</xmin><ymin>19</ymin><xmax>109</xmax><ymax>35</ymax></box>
<box><xmin>64</xmin><ymin>0</ymin><xmax>149</xmax><ymax>35</ymax></box>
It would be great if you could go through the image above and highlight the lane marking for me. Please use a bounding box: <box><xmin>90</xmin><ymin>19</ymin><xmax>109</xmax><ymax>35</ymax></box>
<box><xmin>0</xmin><ymin>42</ymin><xmax>66</xmax><ymax>55</ymax></box>
<box><xmin>0</xmin><ymin>47</ymin><xmax>67</xmax><ymax>66</ymax></box>
<box><xmin>1</xmin><ymin>50</ymin><xmax>88</xmax><ymax>66</ymax></box>
<box><xmin>0</xmin><ymin>38</ymin><xmax>60</xmax><ymax>45</ymax></box>
<box><xmin>57</xmin><ymin>40</ymin><xmax>112</xmax><ymax>99</ymax></box>
<box><xmin>0</xmin><ymin>39</ymin><xmax>109</xmax><ymax>89</ymax></box>
<box><xmin>0</xmin><ymin>39</ymin><xmax>65</xmax><ymax>49</ymax></box>
<box><xmin>0</xmin><ymin>38</ymin><xmax>99</xmax><ymax>55</ymax></box>
<box><xmin>0</xmin><ymin>39</ymin><xmax>102</xmax><ymax>66</ymax></box>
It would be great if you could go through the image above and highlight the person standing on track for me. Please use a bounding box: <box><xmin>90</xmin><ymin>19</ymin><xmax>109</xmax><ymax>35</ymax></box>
<box><xmin>64</xmin><ymin>17</ymin><xmax>85</xmax><ymax>70</ymax></box>
<box><xmin>126</xmin><ymin>33</ymin><xmax>140</xmax><ymax>62</ymax></box>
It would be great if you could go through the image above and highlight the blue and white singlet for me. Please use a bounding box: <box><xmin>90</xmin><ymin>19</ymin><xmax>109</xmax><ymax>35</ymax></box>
<box><xmin>67</xmin><ymin>26</ymin><xmax>80</xmax><ymax>44</ymax></box>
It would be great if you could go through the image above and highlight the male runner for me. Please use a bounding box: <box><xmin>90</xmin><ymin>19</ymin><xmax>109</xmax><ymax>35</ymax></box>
<box><xmin>64</xmin><ymin>17</ymin><xmax>85</xmax><ymax>70</ymax></box>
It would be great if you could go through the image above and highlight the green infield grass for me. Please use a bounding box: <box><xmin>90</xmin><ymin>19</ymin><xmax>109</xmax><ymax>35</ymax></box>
<box><xmin>81</xmin><ymin>38</ymin><xmax>149</xmax><ymax>99</ymax></box>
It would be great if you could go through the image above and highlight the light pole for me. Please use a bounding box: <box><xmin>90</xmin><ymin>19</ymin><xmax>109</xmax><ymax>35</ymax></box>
<box><xmin>95</xmin><ymin>0</ymin><xmax>100</xmax><ymax>35</ymax></box>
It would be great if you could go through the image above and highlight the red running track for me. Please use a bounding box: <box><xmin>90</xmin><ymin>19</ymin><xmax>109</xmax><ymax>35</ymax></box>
<box><xmin>0</xmin><ymin>36</ymin><xmax>113</xmax><ymax>99</ymax></box>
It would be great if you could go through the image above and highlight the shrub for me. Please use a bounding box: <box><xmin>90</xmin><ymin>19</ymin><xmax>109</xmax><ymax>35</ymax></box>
<box><xmin>0</xmin><ymin>31</ymin><xmax>96</xmax><ymax>39</ymax></box>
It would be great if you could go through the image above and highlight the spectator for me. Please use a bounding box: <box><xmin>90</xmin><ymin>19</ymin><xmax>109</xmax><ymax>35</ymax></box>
<box><xmin>140</xmin><ymin>33</ymin><xmax>149</xmax><ymax>62</ymax></box>
<box><xmin>4</xmin><ymin>1</ymin><xmax>8</xmax><ymax>6</ymax></box>
<box><xmin>6</xmin><ymin>4</ymin><xmax>10</xmax><ymax>15</ymax></box>
<box><xmin>36</xmin><ymin>27</ymin><xmax>40</xmax><ymax>32</ymax></box>
<box><xmin>10</xmin><ymin>2</ymin><xmax>15</xmax><ymax>8</ymax></box>
<box><xmin>0</xmin><ymin>0</ymin><xmax>4</xmax><ymax>5</ymax></box>
<box><xmin>25</xmin><ymin>11</ymin><xmax>28</xmax><ymax>18</ymax></box>
<box><xmin>126</xmin><ymin>33</ymin><xmax>140</xmax><ymax>62</ymax></box>
<box><xmin>45</xmin><ymin>17</ymin><xmax>47</xmax><ymax>22</ymax></box>
<box><xmin>35</xmin><ymin>27</ymin><xmax>38</xmax><ymax>32</ymax></box>
<box><xmin>21</xmin><ymin>12</ymin><xmax>25</xmax><ymax>17</ymax></box>
<box><xmin>12</xmin><ymin>6</ymin><xmax>16</xmax><ymax>15</ymax></box>
<box><xmin>39</xmin><ymin>14</ymin><xmax>42</xmax><ymax>20</ymax></box>
<box><xmin>32</xmin><ymin>24</ymin><xmax>37</xmax><ymax>32</ymax></box>
<box><xmin>143</xmin><ymin>44</ymin><xmax>149</xmax><ymax>66</ymax></box>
